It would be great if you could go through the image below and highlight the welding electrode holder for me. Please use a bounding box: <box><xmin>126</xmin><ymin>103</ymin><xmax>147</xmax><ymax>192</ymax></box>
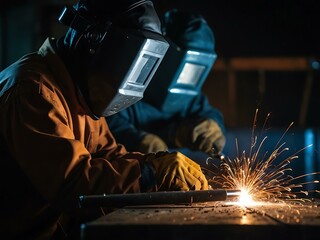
<box><xmin>78</xmin><ymin>189</ymin><xmax>241</xmax><ymax>208</ymax></box>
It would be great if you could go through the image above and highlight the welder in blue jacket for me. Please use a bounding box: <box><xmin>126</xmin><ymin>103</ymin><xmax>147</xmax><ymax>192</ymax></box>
<box><xmin>107</xmin><ymin>9</ymin><xmax>226</xmax><ymax>157</ymax></box>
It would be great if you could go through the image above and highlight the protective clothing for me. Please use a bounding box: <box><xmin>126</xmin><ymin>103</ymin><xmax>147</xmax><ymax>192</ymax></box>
<box><xmin>0</xmin><ymin>38</ymin><xmax>138</xmax><ymax>238</ymax></box>
<box><xmin>175</xmin><ymin>118</ymin><xmax>226</xmax><ymax>154</ymax></box>
<box><xmin>60</xmin><ymin>0</ymin><xmax>169</xmax><ymax>118</ymax></box>
<box><xmin>0</xmin><ymin>38</ymin><xmax>207</xmax><ymax>239</ymax></box>
<box><xmin>139</xmin><ymin>133</ymin><xmax>168</xmax><ymax>153</ymax></box>
<box><xmin>147</xmin><ymin>152</ymin><xmax>208</xmax><ymax>191</ymax></box>
<box><xmin>107</xmin><ymin>10</ymin><xmax>225</xmax><ymax>154</ymax></box>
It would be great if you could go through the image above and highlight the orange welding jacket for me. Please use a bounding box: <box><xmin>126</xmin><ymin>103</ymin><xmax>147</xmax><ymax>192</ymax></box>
<box><xmin>0</xmin><ymin>37</ymin><xmax>150</xmax><ymax>239</ymax></box>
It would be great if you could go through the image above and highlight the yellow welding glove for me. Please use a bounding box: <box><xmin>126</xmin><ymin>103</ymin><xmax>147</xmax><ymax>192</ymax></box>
<box><xmin>175</xmin><ymin>118</ymin><xmax>226</xmax><ymax>154</ymax></box>
<box><xmin>139</xmin><ymin>133</ymin><xmax>168</xmax><ymax>153</ymax></box>
<box><xmin>147</xmin><ymin>151</ymin><xmax>209</xmax><ymax>191</ymax></box>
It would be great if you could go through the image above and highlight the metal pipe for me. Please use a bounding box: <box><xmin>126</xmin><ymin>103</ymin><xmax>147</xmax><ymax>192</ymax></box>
<box><xmin>79</xmin><ymin>189</ymin><xmax>241</xmax><ymax>208</ymax></box>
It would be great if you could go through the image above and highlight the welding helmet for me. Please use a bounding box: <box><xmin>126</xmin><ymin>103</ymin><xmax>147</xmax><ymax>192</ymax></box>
<box><xmin>143</xmin><ymin>9</ymin><xmax>217</xmax><ymax>113</ymax></box>
<box><xmin>59</xmin><ymin>0</ymin><xmax>169</xmax><ymax>118</ymax></box>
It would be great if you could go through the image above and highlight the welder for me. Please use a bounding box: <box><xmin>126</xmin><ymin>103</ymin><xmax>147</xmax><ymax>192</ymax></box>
<box><xmin>107</xmin><ymin>9</ymin><xmax>226</xmax><ymax>157</ymax></box>
<box><xmin>0</xmin><ymin>1</ymin><xmax>208</xmax><ymax>239</ymax></box>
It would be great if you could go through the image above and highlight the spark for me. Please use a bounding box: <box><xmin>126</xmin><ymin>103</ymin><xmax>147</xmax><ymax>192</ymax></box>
<box><xmin>204</xmin><ymin>109</ymin><xmax>320</xmax><ymax>206</ymax></box>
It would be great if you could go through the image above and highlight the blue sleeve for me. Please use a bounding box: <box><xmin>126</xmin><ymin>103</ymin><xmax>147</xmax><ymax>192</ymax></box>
<box><xmin>167</xmin><ymin>93</ymin><xmax>226</xmax><ymax>135</ymax></box>
<box><xmin>106</xmin><ymin>103</ymin><xmax>147</xmax><ymax>151</ymax></box>
<box><xmin>188</xmin><ymin>93</ymin><xmax>226</xmax><ymax>134</ymax></box>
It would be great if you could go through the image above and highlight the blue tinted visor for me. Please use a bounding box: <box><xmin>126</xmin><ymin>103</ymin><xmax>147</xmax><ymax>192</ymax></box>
<box><xmin>144</xmin><ymin>48</ymin><xmax>217</xmax><ymax>112</ymax></box>
<box><xmin>169</xmin><ymin>50</ymin><xmax>217</xmax><ymax>96</ymax></box>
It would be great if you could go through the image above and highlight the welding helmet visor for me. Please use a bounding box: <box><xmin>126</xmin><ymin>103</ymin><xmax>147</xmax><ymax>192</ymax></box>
<box><xmin>144</xmin><ymin>9</ymin><xmax>216</xmax><ymax>113</ymax></box>
<box><xmin>59</xmin><ymin>0</ymin><xmax>169</xmax><ymax>118</ymax></box>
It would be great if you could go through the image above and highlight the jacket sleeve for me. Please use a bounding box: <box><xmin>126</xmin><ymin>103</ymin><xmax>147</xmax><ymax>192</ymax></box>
<box><xmin>106</xmin><ymin>102</ymin><xmax>148</xmax><ymax>151</ymax></box>
<box><xmin>1</xmin><ymin>70</ymin><xmax>150</xmax><ymax>212</ymax></box>
<box><xmin>164</xmin><ymin>93</ymin><xmax>225</xmax><ymax>145</ymax></box>
<box><xmin>181</xmin><ymin>93</ymin><xmax>225</xmax><ymax>133</ymax></box>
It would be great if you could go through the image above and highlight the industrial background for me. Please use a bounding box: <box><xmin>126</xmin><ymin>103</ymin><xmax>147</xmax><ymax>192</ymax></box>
<box><xmin>1</xmin><ymin>0</ymin><xmax>320</xmax><ymax>175</ymax></box>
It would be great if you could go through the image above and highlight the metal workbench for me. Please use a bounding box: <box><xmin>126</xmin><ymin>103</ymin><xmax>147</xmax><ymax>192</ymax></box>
<box><xmin>80</xmin><ymin>199</ymin><xmax>320</xmax><ymax>240</ymax></box>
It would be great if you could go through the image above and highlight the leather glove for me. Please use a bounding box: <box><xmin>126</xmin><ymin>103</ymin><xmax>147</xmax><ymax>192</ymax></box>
<box><xmin>147</xmin><ymin>151</ymin><xmax>208</xmax><ymax>191</ymax></box>
<box><xmin>174</xmin><ymin>118</ymin><xmax>226</xmax><ymax>154</ymax></box>
<box><xmin>139</xmin><ymin>133</ymin><xmax>168</xmax><ymax>153</ymax></box>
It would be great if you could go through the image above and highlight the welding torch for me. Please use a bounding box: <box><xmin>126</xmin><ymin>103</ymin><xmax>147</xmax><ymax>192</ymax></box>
<box><xmin>209</xmin><ymin>146</ymin><xmax>225</xmax><ymax>161</ymax></box>
<box><xmin>78</xmin><ymin>189</ymin><xmax>241</xmax><ymax>208</ymax></box>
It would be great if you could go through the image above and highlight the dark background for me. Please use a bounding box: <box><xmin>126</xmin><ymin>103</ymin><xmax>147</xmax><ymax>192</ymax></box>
<box><xmin>154</xmin><ymin>0</ymin><xmax>320</xmax><ymax>58</ymax></box>
<box><xmin>1</xmin><ymin>0</ymin><xmax>319</xmax><ymax>128</ymax></box>
<box><xmin>1</xmin><ymin>0</ymin><xmax>320</xmax><ymax>178</ymax></box>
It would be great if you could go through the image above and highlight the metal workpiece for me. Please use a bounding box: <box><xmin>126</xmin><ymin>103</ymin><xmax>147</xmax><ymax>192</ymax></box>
<box><xmin>79</xmin><ymin>189</ymin><xmax>241</xmax><ymax>208</ymax></box>
<box><xmin>81</xmin><ymin>200</ymin><xmax>320</xmax><ymax>240</ymax></box>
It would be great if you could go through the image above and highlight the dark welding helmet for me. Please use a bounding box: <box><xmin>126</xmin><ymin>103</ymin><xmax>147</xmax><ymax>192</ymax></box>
<box><xmin>59</xmin><ymin>0</ymin><xmax>169</xmax><ymax>118</ymax></box>
<box><xmin>143</xmin><ymin>9</ymin><xmax>217</xmax><ymax>113</ymax></box>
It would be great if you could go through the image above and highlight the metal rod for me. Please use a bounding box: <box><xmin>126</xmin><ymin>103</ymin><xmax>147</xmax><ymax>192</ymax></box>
<box><xmin>79</xmin><ymin>189</ymin><xmax>241</xmax><ymax>208</ymax></box>
<box><xmin>226</xmin><ymin>189</ymin><xmax>242</xmax><ymax>197</ymax></box>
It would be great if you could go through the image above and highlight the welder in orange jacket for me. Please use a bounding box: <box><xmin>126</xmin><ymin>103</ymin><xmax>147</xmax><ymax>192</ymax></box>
<box><xmin>0</xmin><ymin>1</ymin><xmax>208</xmax><ymax>239</ymax></box>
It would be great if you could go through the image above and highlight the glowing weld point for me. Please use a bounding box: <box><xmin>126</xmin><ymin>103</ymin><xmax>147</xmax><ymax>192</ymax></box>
<box><xmin>239</xmin><ymin>189</ymin><xmax>254</xmax><ymax>205</ymax></box>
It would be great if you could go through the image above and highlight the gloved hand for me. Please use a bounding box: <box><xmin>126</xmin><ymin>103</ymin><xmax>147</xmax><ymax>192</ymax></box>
<box><xmin>146</xmin><ymin>151</ymin><xmax>208</xmax><ymax>191</ymax></box>
<box><xmin>174</xmin><ymin>118</ymin><xmax>226</xmax><ymax>154</ymax></box>
<box><xmin>139</xmin><ymin>133</ymin><xmax>168</xmax><ymax>153</ymax></box>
